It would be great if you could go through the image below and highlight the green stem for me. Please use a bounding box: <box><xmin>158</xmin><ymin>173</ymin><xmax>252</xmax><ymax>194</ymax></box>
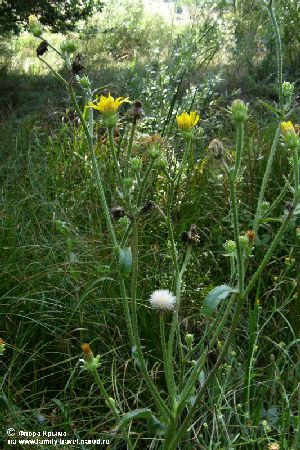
<box><xmin>108</xmin><ymin>128</ymin><xmax>125</xmax><ymax>191</ymax></box>
<box><xmin>160</xmin><ymin>313</ymin><xmax>175</xmax><ymax>401</ymax></box>
<box><xmin>234</xmin><ymin>122</ymin><xmax>244</xmax><ymax>179</ymax></box>
<box><xmin>130</xmin><ymin>216</ymin><xmax>173</xmax><ymax>421</ymax></box>
<box><xmin>169</xmin><ymin>193</ymin><xmax>299</xmax><ymax>450</ymax></box>
<box><xmin>268</xmin><ymin>3</ymin><xmax>283</xmax><ymax>109</ymax></box>
<box><xmin>224</xmin><ymin>164</ymin><xmax>244</xmax><ymax>292</ymax></box>
<box><xmin>177</xmin><ymin>293</ymin><xmax>237</xmax><ymax>414</ymax></box>
<box><xmin>68</xmin><ymin>87</ymin><xmax>119</xmax><ymax>251</ymax></box>
<box><xmin>92</xmin><ymin>369</ymin><xmax>133</xmax><ymax>450</ymax></box>
<box><xmin>292</xmin><ymin>147</ymin><xmax>300</xmax><ymax>193</ymax></box>
<box><xmin>125</xmin><ymin>122</ymin><xmax>137</xmax><ymax>177</ymax></box>
<box><xmin>137</xmin><ymin>159</ymin><xmax>156</xmax><ymax>206</ymax></box>
<box><xmin>253</xmin><ymin>125</ymin><xmax>281</xmax><ymax>233</ymax></box>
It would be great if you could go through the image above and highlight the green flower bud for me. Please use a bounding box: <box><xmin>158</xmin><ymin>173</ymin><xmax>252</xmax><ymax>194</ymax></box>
<box><xmin>156</xmin><ymin>158</ymin><xmax>168</xmax><ymax>170</ymax></box>
<box><xmin>28</xmin><ymin>15</ymin><xmax>43</xmax><ymax>37</ymax></box>
<box><xmin>239</xmin><ymin>235</ymin><xmax>249</xmax><ymax>250</ymax></box>
<box><xmin>282</xmin><ymin>81</ymin><xmax>294</xmax><ymax>98</ymax></box>
<box><xmin>284</xmin><ymin>132</ymin><xmax>300</xmax><ymax>150</ymax></box>
<box><xmin>260</xmin><ymin>201</ymin><xmax>270</xmax><ymax>214</ymax></box>
<box><xmin>185</xmin><ymin>333</ymin><xmax>194</xmax><ymax>348</ymax></box>
<box><xmin>119</xmin><ymin>216</ymin><xmax>130</xmax><ymax>228</ymax></box>
<box><xmin>124</xmin><ymin>178</ymin><xmax>133</xmax><ymax>189</ymax></box>
<box><xmin>130</xmin><ymin>157</ymin><xmax>142</xmax><ymax>172</ymax></box>
<box><xmin>230</xmin><ymin>99</ymin><xmax>248</xmax><ymax>123</ymax></box>
<box><xmin>78</xmin><ymin>76</ymin><xmax>91</xmax><ymax>90</ymax></box>
<box><xmin>149</xmin><ymin>146</ymin><xmax>161</xmax><ymax>159</ymax></box>
<box><xmin>224</xmin><ymin>240</ymin><xmax>236</xmax><ymax>256</ymax></box>
<box><xmin>60</xmin><ymin>40</ymin><xmax>77</xmax><ymax>55</ymax></box>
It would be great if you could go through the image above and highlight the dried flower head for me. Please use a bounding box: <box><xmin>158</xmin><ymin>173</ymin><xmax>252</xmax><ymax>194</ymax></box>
<box><xmin>149</xmin><ymin>289</ymin><xmax>176</xmax><ymax>311</ymax></box>
<box><xmin>181</xmin><ymin>224</ymin><xmax>200</xmax><ymax>244</ymax></box>
<box><xmin>80</xmin><ymin>343</ymin><xmax>100</xmax><ymax>371</ymax></box>
<box><xmin>267</xmin><ymin>443</ymin><xmax>280</xmax><ymax>450</ymax></box>
<box><xmin>110</xmin><ymin>206</ymin><xmax>125</xmax><ymax>220</ymax></box>
<box><xmin>208</xmin><ymin>139</ymin><xmax>224</xmax><ymax>160</ymax></box>
<box><xmin>36</xmin><ymin>40</ymin><xmax>49</xmax><ymax>57</ymax></box>
<box><xmin>81</xmin><ymin>343</ymin><xmax>92</xmax><ymax>357</ymax></box>
<box><xmin>132</xmin><ymin>100</ymin><xmax>143</xmax><ymax>122</ymax></box>
<box><xmin>71</xmin><ymin>53</ymin><xmax>85</xmax><ymax>75</ymax></box>
<box><xmin>246</xmin><ymin>230</ymin><xmax>256</xmax><ymax>243</ymax></box>
<box><xmin>143</xmin><ymin>134</ymin><xmax>165</xmax><ymax>147</ymax></box>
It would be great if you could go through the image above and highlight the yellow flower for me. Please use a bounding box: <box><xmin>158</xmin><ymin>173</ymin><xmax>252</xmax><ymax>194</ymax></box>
<box><xmin>87</xmin><ymin>93</ymin><xmax>131</xmax><ymax>115</ymax></box>
<box><xmin>176</xmin><ymin>111</ymin><xmax>200</xmax><ymax>131</ymax></box>
<box><xmin>281</xmin><ymin>121</ymin><xmax>300</xmax><ymax>149</ymax></box>
<box><xmin>281</xmin><ymin>121</ymin><xmax>295</xmax><ymax>135</ymax></box>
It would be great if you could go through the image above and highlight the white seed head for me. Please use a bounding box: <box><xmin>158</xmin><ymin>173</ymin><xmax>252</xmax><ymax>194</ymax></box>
<box><xmin>149</xmin><ymin>289</ymin><xmax>176</xmax><ymax>311</ymax></box>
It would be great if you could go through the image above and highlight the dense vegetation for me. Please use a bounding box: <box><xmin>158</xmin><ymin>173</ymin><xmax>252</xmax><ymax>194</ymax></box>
<box><xmin>0</xmin><ymin>1</ymin><xmax>299</xmax><ymax>449</ymax></box>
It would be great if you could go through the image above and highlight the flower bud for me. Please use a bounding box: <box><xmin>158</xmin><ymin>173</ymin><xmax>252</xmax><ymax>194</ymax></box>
<box><xmin>130</xmin><ymin>157</ymin><xmax>142</xmax><ymax>172</ymax></box>
<box><xmin>124</xmin><ymin>178</ymin><xmax>133</xmax><ymax>189</ymax></box>
<box><xmin>230</xmin><ymin>99</ymin><xmax>248</xmax><ymax>122</ymax></box>
<box><xmin>60</xmin><ymin>40</ymin><xmax>77</xmax><ymax>55</ymax></box>
<box><xmin>224</xmin><ymin>240</ymin><xmax>236</xmax><ymax>256</ymax></box>
<box><xmin>28</xmin><ymin>14</ymin><xmax>43</xmax><ymax>37</ymax></box>
<box><xmin>80</xmin><ymin>343</ymin><xmax>101</xmax><ymax>371</ymax></box>
<box><xmin>282</xmin><ymin>81</ymin><xmax>294</xmax><ymax>99</ymax></box>
<box><xmin>156</xmin><ymin>158</ymin><xmax>168</xmax><ymax>170</ymax></box>
<box><xmin>78</xmin><ymin>76</ymin><xmax>91</xmax><ymax>90</ymax></box>
<box><xmin>185</xmin><ymin>333</ymin><xmax>194</xmax><ymax>347</ymax></box>
<box><xmin>149</xmin><ymin>146</ymin><xmax>161</xmax><ymax>159</ymax></box>
<box><xmin>239</xmin><ymin>235</ymin><xmax>249</xmax><ymax>250</ymax></box>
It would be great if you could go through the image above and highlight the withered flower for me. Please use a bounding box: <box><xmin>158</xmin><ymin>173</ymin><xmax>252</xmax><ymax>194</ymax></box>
<box><xmin>36</xmin><ymin>40</ymin><xmax>49</xmax><ymax>57</ymax></box>
<box><xmin>181</xmin><ymin>224</ymin><xmax>200</xmax><ymax>244</ymax></box>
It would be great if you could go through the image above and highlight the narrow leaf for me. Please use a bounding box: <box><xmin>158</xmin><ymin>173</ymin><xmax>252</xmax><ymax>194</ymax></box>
<box><xmin>119</xmin><ymin>408</ymin><xmax>152</xmax><ymax>427</ymax></box>
<box><xmin>119</xmin><ymin>247</ymin><xmax>132</xmax><ymax>276</ymax></box>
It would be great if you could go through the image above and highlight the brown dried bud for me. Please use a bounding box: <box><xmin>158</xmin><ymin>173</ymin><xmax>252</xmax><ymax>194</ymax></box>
<box><xmin>284</xmin><ymin>201</ymin><xmax>294</xmax><ymax>212</ymax></box>
<box><xmin>110</xmin><ymin>206</ymin><xmax>125</xmax><ymax>220</ymax></box>
<box><xmin>140</xmin><ymin>200</ymin><xmax>156</xmax><ymax>214</ymax></box>
<box><xmin>36</xmin><ymin>40</ymin><xmax>49</xmax><ymax>57</ymax></box>
<box><xmin>209</xmin><ymin>139</ymin><xmax>224</xmax><ymax>160</ymax></box>
<box><xmin>81</xmin><ymin>343</ymin><xmax>93</xmax><ymax>359</ymax></box>
<box><xmin>246</xmin><ymin>230</ymin><xmax>256</xmax><ymax>243</ymax></box>
<box><xmin>71</xmin><ymin>53</ymin><xmax>85</xmax><ymax>75</ymax></box>
<box><xmin>132</xmin><ymin>100</ymin><xmax>143</xmax><ymax>123</ymax></box>
<box><xmin>181</xmin><ymin>224</ymin><xmax>200</xmax><ymax>244</ymax></box>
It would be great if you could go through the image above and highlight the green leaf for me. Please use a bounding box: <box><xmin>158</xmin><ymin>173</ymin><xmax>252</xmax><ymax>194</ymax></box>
<box><xmin>147</xmin><ymin>415</ymin><xmax>167</xmax><ymax>435</ymax></box>
<box><xmin>258</xmin><ymin>100</ymin><xmax>281</xmax><ymax>117</ymax></box>
<box><xmin>119</xmin><ymin>247</ymin><xmax>132</xmax><ymax>276</ymax></box>
<box><xmin>119</xmin><ymin>408</ymin><xmax>152</xmax><ymax>427</ymax></box>
<box><xmin>202</xmin><ymin>285</ymin><xmax>237</xmax><ymax>317</ymax></box>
